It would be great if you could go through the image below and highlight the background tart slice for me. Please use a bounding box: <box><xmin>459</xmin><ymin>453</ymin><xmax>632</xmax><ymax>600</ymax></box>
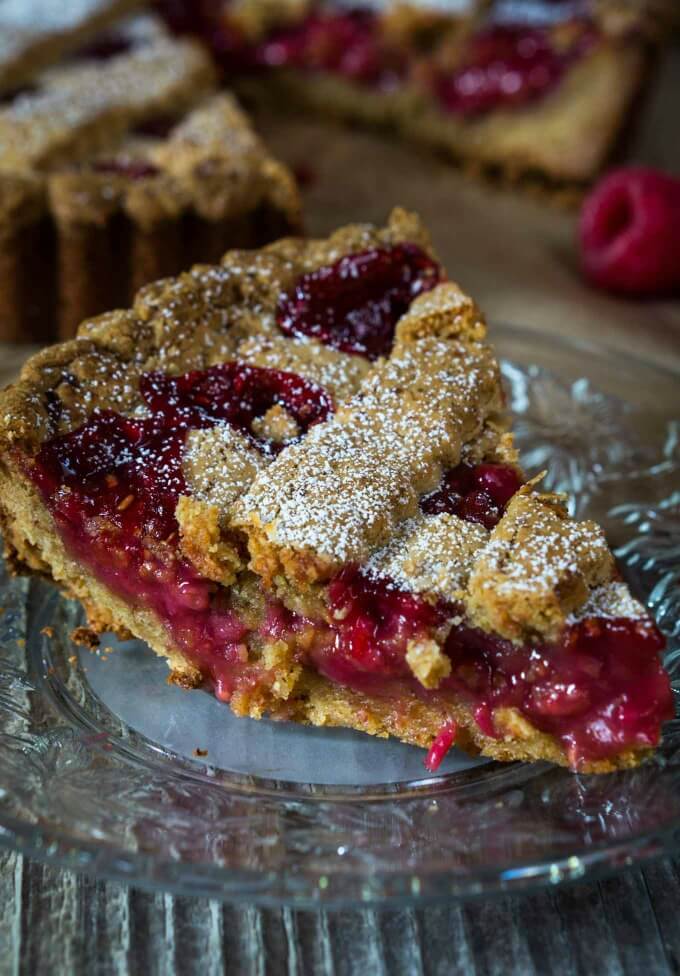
<box><xmin>155</xmin><ymin>0</ymin><xmax>671</xmax><ymax>186</ymax></box>
<box><xmin>0</xmin><ymin>12</ymin><xmax>300</xmax><ymax>343</ymax></box>
<box><xmin>0</xmin><ymin>208</ymin><xmax>672</xmax><ymax>773</ymax></box>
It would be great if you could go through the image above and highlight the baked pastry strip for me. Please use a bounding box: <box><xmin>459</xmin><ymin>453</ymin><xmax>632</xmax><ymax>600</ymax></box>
<box><xmin>0</xmin><ymin>0</ymin><xmax>141</xmax><ymax>93</ymax></box>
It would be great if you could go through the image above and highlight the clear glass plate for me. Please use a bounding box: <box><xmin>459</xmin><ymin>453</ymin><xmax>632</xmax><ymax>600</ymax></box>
<box><xmin>1</xmin><ymin>323</ymin><xmax>679</xmax><ymax>908</ymax></box>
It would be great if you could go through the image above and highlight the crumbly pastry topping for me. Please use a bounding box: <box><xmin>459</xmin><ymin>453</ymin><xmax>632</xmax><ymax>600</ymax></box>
<box><xmin>0</xmin><ymin>37</ymin><xmax>214</xmax><ymax>171</ymax></box>
<box><xmin>467</xmin><ymin>489</ymin><xmax>614</xmax><ymax>640</ymax></box>
<box><xmin>0</xmin><ymin>20</ymin><xmax>301</xmax><ymax>231</ymax></box>
<box><xmin>0</xmin><ymin>207</ymin><xmax>431</xmax><ymax>449</ymax></box>
<box><xmin>226</xmin><ymin>0</ymin><xmax>315</xmax><ymax>40</ymax></box>
<box><xmin>184</xmin><ymin>424</ymin><xmax>269</xmax><ymax>517</ymax></box>
<box><xmin>236</xmin><ymin>334</ymin><xmax>371</xmax><ymax>403</ymax></box>
<box><xmin>364</xmin><ymin>513</ymin><xmax>488</xmax><ymax>602</ymax></box>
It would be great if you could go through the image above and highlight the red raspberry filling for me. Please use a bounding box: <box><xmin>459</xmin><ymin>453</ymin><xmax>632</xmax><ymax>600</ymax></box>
<box><xmin>158</xmin><ymin>2</ymin><xmax>405</xmax><ymax>87</ymax></box>
<box><xmin>424</xmin><ymin>720</ymin><xmax>458</xmax><ymax>772</ymax></box>
<box><xmin>253</xmin><ymin>10</ymin><xmax>405</xmax><ymax>86</ymax></box>
<box><xmin>29</xmin><ymin>363</ymin><xmax>332</xmax><ymax>694</ymax></box>
<box><xmin>26</xmin><ymin>360</ymin><xmax>672</xmax><ymax>768</ymax></box>
<box><xmin>322</xmin><ymin>569</ymin><xmax>672</xmax><ymax>767</ymax></box>
<box><xmin>579</xmin><ymin>167</ymin><xmax>680</xmax><ymax>297</ymax></box>
<box><xmin>277</xmin><ymin>244</ymin><xmax>443</xmax><ymax>359</ymax></box>
<box><xmin>420</xmin><ymin>462</ymin><xmax>522</xmax><ymax>528</ymax></box>
<box><xmin>327</xmin><ymin>567</ymin><xmax>445</xmax><ymax>679</ymax></box>
<box><xmin>435</xmin><ymin>23</ymin><xmax>596</xmax><ymax>117</ymax></box>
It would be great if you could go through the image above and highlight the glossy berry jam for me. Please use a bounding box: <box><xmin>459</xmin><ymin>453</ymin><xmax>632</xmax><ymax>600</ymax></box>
<box><xmin>424</xmin><ymin>720</ymin><xmax>458</xmax><ymax>772</ymax></box>
<box><xmin>443</xmin><ymin>618</ymin><xmax>673</xmax><ymax>765</ymax></box>
<box><xmin>420</xmin><ymin>462</ymin><xmax>522</xmax><ymax>529</ymax></box>
<box><xmin>156</xmin><ymin>2</ymin><xmax>404</xmax><ymax>85</ymax></box>
<box><xmin>435</xmin><ymin>24</ymin><xmax>596</xmax><ymax>117</ymax></box>
<box><xmin>277</xmin><ymin>244</ymin><xmax>442</xmax><ymax>359</ymax></box>
<box><xmin>139</xmin><ymin>361</ymin><xmax>332</xmax><ymax>441</ymax></box>
<box><xmin>321</xmin><ymin>569</ymin><xmax>672</xmax><ymax>766</ymax></box>
<box><xmin>30</xmin><ymin>363</ymin><xmax>332</xmax><ymax>693</ymax></box>
<box><xmin>254</xmin><ymin>10</ymin><xmax>404</xmax><ymax>86</ymax></box>
<box><xmin>327</xmin><ymin>566</ymin><xmax>445</xmax><ymax>679</ymax></box>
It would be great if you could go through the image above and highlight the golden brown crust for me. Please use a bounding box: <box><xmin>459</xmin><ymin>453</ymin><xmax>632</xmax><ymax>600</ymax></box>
<box><xmin>467</xmin><ymin>488</ymin><xmax>615</xmax><ymax>642</ymax></box>
<box><xmin>233</xmin><ymin>283</ymin><xmax>503</xmax><ymax>589</ymax></box>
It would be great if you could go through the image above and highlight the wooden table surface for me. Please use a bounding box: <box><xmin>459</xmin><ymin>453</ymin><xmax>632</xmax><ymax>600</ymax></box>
<box><xmin>1</xmin><ymin>46</ymin><xmax>680</xmax><ymax>976</ymax></box>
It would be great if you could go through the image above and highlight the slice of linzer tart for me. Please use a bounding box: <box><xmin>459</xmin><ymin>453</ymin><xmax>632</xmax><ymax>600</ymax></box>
<box><xmin>0</xmin><ymin>208</ymin><xmax>672</xmax><ymax>773</ymax></box>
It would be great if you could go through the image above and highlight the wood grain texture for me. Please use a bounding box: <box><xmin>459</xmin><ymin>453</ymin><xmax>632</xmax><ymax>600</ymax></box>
<box><xmin>3</xmin><ymin>848</ymin><xmax>680</xmax><ymax>975</ymax></box>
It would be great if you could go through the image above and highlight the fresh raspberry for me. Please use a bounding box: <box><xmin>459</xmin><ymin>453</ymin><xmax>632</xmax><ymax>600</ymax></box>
<box><xmin>579</xmin><ymin>167</ymin><xmax>680</xmax><ymax>297</ymax></box>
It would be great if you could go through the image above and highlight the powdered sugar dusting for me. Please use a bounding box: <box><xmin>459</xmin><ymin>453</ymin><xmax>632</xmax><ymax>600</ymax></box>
<box><xmin>365</xmin><ymin>512</ymin><xmax>488</xmax><ymax>601</ymax></box>
<box><xmin>568</xmin><ymin>581</ymin><xmax>647</xmax><ymax>623</ymax></box>
<box><xmin>237</xmin><ymin>333</ymin><xmax>370</xmax><ymax>403</ymax></box>
<box><xmin>235</xmin><ymin>334</ymin><xmax>500</xmax><ymax>566</ymax></box>
<box><xmin>0</xmin><ymin>37</ymin><xmax>210</xmax><ymax>169</ymax></box>
<box><xmin>184</xmin><ymin>423</ymin><xmax>270</xmax><ymax>515</ymax></box>
<box><xmin>474</xmin><ymin>493</ymin><xmax>612</xmax><ymax>598</ymax></box>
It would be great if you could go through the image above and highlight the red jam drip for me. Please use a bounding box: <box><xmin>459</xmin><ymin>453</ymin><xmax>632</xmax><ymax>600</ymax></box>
<box><xmin>434</xmin><ymin>23</ymin><xmax>597</xmax><ymax>117</ymax></box>
<box><xmin>420</xmin><ymin>462</ymin><xmax>522</xmax><ymax>529</ymax></box>
<box><xmin>30</xmin><ymin>363</ymin><xmax>332</xmax><ymax>692</ymax></box>
<box><xmin>276</xmin><ymin>244</ymin><xmax>443</xmax><ymax>359</ymax></box>
<box><xmin>321</xmin><ymin>570</ymin><xmax>673</xmax><ymax>766</ymax></box>
<box><xmin>92</xmin><ymin>159</ymin><xmax>161</xmax><ymax>180</ymax></box>
<box><xmin>424</xmin><ymin>720</ymin><xmax>458</xmax><ymax>772</ymax></box>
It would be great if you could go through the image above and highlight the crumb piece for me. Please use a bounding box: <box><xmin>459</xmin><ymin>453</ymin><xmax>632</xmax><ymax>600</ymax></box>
<box><xmin>68</xmin><ymin>654</ymin><xmax>78</xmax><ymax>665</ymax></box>
<box><xmin>193</xmin><ymin>747</ymin><xmax>208</xmax><ymax>757</ymax></box>
<box><xmin>176</xmin><ymin>495</ymin><xmax>245</xmax><ymax>586</ymax></box>
<box><xmin>71</xmin><ymin>626</ymin><xmax>100</xmax><ymax>649</ymax></box>
<box><xmin>406</xmin><ymin>638</ymin><xmax>452</xmax><ymax>690</ymax></box>
<box><xmin>251</xmin><ymin>404</ymin><xmax>300</xmax><ymax>443</ymax></box>
<box><xmin>40</xmin><ymin>625</ymin><xmax>55</xmax><ymax>638</ymax></box>
<box><xmin>263</xmin><ymin>639</ymin><xmax>301</xmax><ymax>699</ymax></box>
